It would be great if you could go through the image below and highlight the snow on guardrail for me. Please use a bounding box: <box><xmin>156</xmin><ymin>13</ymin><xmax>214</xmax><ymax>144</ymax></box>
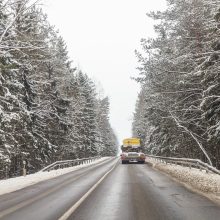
<box><xmin>146</xmin><ymin>155</ymin><xmax>220</xmax><ymax>204</ymax></box>
<box><xmin>40</xmin><ymin>156</ymin><xmax>101</xmax><ymax>172</ymax></box>
<box><xmin>0</xmin><ymin>157</ymin><xmax>110</xmax><ymax>196</ymax></box>
<box><xmin>146</xmin><ymin>155</ymin><xmax>220</xmax><ymax>175</ymax></box>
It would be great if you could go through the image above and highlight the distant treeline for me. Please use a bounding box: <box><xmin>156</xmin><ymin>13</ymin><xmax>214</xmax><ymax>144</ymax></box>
<box><xmin>0</xmin><ymin>0</ymin><xmax>118</xmax><ymax>178</ymax></box>
<box><xmin>132</xmin><ymin>0</ymin><xmax>220</xmax><ymax>168</ymax></box>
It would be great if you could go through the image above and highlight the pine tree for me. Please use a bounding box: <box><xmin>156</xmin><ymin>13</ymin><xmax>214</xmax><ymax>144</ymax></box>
<box><xmin>0</xmin><ymin>0</ymin><xmax>118</xmax><ymax>178</ymax></box>
<box><xmin>133</xmin><ymin>0</ymin><xmax>220</xmax><ymax>167</ymax></box>
<box><xmin>96</xmin><ymin>97</ymin><xmax>118</xmax><ymax>156</ymax></box>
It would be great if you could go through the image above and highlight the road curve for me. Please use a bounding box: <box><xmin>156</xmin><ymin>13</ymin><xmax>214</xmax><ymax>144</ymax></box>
<box><xmin>0</xmin><ymin>159</ymin><xmax>220</xmax><ymax>220</ymax></box>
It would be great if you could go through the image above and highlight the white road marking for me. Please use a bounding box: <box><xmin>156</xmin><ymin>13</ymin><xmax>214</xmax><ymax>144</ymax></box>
<box><xmin>58</xmin><ymin>160</ymin><xmax>119</xmax><ymax>220</ymax></box>
<box><xmin>0</xmin><ymin>158</ymin><xmax>115</xmax><ymax>219</ymax></box>
<box><xmin>0</xmin><ymin>172</ymin><xmax>87</xmax><ymax>219</ymax></box>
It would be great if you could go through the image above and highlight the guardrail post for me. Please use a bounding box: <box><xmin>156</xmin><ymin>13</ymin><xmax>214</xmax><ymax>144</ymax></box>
<box><xmin>197</xmin><ymin>162</ymin><xmax>201</xmax><ymax>171</ymax></box>
<box><xmin>5</xmin><ymin>165</ymin><xmax>8</xmax><ymax>179</ymax></box>
<box><xmin>23</xmin><ymin>160</ymin><xmax>27</xmax><ymax>176</ymax></box>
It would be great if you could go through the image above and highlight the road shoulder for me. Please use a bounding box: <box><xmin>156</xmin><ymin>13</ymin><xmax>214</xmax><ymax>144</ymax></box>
<box><xmin>146</xmin><ymin>159</ymin><xmax>220</xmax><ymax>206</ymax></box>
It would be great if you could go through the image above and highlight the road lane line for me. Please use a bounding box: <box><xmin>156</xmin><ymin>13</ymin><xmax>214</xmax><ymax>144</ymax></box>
<box><xmin>58</xmin><ymin>160</ymin><xmax>119</xmax><ymax>220</ymax></box>
<box><xmin>0</xmin><ymin>172</ymin><xmax>89</xmax><ymax>219</ymax></box>
<box><xmin>0</xmin><ymin>158</ymin><xmax>116</xmax><ymax>219</ymax></box>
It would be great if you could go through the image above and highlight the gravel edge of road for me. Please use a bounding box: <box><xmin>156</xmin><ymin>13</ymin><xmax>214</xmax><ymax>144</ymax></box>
<box><xmin>145</xmin><ymin>160</ymin><xmax>220</xmax><ymax>206</ymax></box>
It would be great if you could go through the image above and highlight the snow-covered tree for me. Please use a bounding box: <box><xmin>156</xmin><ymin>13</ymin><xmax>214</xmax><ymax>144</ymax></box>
<box><xmin>133</xmin><ymin>0</ymin><xmax>220</xmax><ymax>167</ymax></box>
<box><xmin>96</xmin><ymin>97</ymin><xmax>118</xmax><ymax>156</ymax></box>
<box><xmin>0</xmin><ymin>0</ymin><xmax>118</xmax><ymax>178</ymax></box>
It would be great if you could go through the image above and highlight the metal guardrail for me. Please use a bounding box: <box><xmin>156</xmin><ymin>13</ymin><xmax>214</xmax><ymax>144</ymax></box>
<box><xmin>40</xmin><ymin>156</ymin><xmax>101</xmax><ymax>172</ymax></box>
<box><xmin>146</xmin><ymin>155</ymin><xmax>220</xmax><ymax>175</ymax></box>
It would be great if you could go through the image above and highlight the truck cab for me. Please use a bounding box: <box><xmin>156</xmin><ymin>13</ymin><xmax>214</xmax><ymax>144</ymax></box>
<box><xmin>120</xmin><ymin>138</ymin><xmax>146</xmax><ymax>164</ymax></box>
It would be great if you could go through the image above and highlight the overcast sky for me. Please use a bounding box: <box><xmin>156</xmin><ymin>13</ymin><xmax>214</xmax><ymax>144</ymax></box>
<box><xmin>44</xmin><ymin>0</ymin><xmax>166</xmax><ymax>143</ymax></box>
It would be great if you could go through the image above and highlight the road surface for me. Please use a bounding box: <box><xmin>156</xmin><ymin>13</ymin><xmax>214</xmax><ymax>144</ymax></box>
<box><xmin>0</xmin><ymin>158</ymin><xmax>219</xmax><ymax>220</ymax></box>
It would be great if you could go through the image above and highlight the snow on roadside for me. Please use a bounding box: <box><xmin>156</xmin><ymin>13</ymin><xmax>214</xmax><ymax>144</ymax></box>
<box><xmin>147</xmin><ymin>158</ymin><xmax>220</xmax><ymax>203</ymax></box>
<box><xmin>0</xmin><ymin>157</ymin><xmax>110</xmax><ymax>196</ymax></box>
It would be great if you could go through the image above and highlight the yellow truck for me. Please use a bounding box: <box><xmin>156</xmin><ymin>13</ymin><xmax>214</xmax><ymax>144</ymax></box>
<box><xmin>120</xmin><ymin>138</ymin><xmax>145</xmax><ymax>164</ymax></box>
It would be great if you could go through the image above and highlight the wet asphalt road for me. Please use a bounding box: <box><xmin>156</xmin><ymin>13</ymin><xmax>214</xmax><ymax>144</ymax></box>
<box><xmin>70</xmin><ymin>162</ymin><xmax>220</xmax><ymax>220</ymax></box>
<box><xmin>0</xmin><ymin>158</ymin><xmax>118</xmax><ymax>220</ymax></box>
<box><xmin>0</xmin><ymin>158</ymin><xmax>220</xmax><ymax>220</ymax></box>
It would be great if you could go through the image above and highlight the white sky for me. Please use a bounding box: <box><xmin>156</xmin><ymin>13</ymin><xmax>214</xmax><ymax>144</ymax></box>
<box><xmin>43</xmin><ymin>0</ymin><xmax>166</xmax><ymax>143</ymax></box>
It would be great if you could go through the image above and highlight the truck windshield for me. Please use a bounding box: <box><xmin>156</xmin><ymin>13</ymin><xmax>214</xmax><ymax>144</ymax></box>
<box><xmin>122</xmin><ymin>147</ymin><xmax>141</xmax><ymax>152</ymax></box>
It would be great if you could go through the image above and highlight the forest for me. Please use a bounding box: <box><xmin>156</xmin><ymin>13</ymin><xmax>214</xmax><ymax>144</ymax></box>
<box><xmin>132</xmin><ymin>0</ymin><xmax>220</xmax><ymax>168</ymax></box>
<box><xmin>0</xmin><ymin>0</ymin><xmax>118</xmax><ymax>178</ymax></box>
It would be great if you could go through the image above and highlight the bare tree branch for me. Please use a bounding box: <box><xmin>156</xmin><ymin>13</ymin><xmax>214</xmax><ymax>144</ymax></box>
<box><xmin>169</xmin><ymin>111</ymin><xmax>212</xmax><ymax>165</ymax></box>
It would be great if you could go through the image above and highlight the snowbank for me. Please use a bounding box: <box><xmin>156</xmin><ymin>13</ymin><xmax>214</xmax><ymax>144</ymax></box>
<box><xmin>147</xmin><ymin>158</ymin><xmax>220</xmax><ymax>203</ymax></box>
<box><xmin>0</xmin><ymin>157</ymin><xmax>110</xmax><ymax>196</ymax></box>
